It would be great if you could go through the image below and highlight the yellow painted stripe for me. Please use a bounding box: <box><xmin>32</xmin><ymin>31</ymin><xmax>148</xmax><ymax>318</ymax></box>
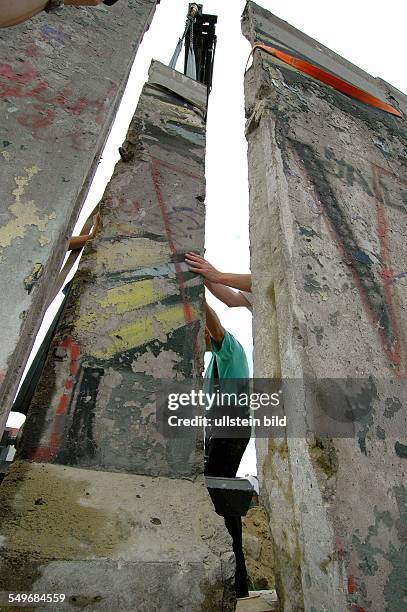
<box><xmin>90</xmin><ymin>304</ymin><xmax>199</xmax><ymax>358</ymax></box>
<box><xmin>76</xmin><ymin>278</ymin><xmax>177</xmax><ymax>332</ymax></box>
<box><xmin>99</xmin><ymin>279</ymin><xmax>169</xmax><ymax>314</ymax></box>
<box><xmin>90</xmin><ymin>238</ymin><xmax>170</xmax><ymax>275</ymax></box>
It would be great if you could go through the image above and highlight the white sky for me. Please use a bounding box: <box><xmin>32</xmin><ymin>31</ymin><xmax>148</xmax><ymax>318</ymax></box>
<box><xmin>7</xmin><ymin>0</ymin><xmax>406</xmax><ymax>476</ymax></box>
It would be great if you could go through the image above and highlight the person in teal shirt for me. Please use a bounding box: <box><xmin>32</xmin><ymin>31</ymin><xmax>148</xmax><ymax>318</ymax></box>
<box><xmin>205</xmin><ymin>326</ymin><xmax>250</xmax><ymax>380</ymax></box>
<box><xmin>204</xmin><ymin>302</ymin><xmax>250</xmax><ymax>599</ymax></box>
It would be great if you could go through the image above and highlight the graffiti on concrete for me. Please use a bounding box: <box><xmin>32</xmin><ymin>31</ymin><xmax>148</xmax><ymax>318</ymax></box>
<box><xmin>0</xmin><ymin>58</ymin><xmax>116</xmax><ymax>146</ymax></box>
<box><xmin>285</xmin><ymin>139</ymin><xmax>406</xmax><ymax>376</ymax></box>
<box><xmin>19</xmin><ymin>74</ymin><xmax>206</xmax><ymax>476</ymax></box>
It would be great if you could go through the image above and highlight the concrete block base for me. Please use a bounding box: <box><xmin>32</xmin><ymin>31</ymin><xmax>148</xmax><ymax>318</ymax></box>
<box><xmin>0</xmin><ymin>461</ymin><xmax>235</xmax><ymax>611</ymax></box>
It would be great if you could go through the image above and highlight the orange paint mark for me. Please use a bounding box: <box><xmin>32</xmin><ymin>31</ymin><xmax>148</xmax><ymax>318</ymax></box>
<box><xmin>249</xmin><ymin>44</ymin><xmax>402</xmax><ymax>117</ymax></box>
<box><xmin>348</xmin><ymin>576</ymin><xmax>357</xmax><ymax>594</ymax></box>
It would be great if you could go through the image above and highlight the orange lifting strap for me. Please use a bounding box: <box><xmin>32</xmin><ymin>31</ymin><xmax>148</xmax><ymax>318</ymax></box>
<box><xmin>247</xmin><ymin>43</ymin><xmax>402</xmax><ymax>118</ymax></box>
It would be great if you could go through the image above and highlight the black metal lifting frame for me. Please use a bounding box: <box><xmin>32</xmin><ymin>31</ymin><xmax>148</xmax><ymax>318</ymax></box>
<box><xmin>184</xmin><ymin>3</ymin><xmax>217</xmax><ymax>92</ymax></box>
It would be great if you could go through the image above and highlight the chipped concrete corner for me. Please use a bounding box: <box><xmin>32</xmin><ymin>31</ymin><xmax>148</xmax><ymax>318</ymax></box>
<box><xmin>0</xmin><ymin>62</ymin><xmax>235</xmax><ymax>611</ymax></box>
<box><xmin>243</xmin><ymin>2</ymin><xmax>406</xmax><ymax>610</ymax></box>
<box><xmin>0</xmin><ymin>0</ymin><xmax>160</xmax><ymax>435</ymax></box>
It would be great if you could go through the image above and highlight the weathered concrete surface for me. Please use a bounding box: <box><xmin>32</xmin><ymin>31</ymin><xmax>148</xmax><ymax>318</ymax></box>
<box><xmin>242</xmin><ymin>506</ymin><xmax>274</xmax><ymax>590</ymax></box>
<box><xmin>0</xmin><ymin>0</ymin><xmax>159</xmax><ymax>435</ymax></box>
<box><xmin>0</xmin><ymin>461</ymin><xmax>234</xmax><ymax>611</ymax></box>
<box><xmin>18</xmin><ymin>60</ymin><xmax>207</xmax><ymax>477</ymax></box>
<box><xmin>243</xmin><ymin>2</ymin><xmax>407</xmax><ymax>611</ymax></box>
<box><xmin>0</xmin><ymin>62</ymin><xmax>235</xmax><ymax>609</ymax></box>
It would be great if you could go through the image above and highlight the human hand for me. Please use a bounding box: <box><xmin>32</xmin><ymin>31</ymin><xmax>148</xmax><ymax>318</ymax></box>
<box><xmin>89</xmin><ymin>212</ymin><xmax>101</xmax><ymax>239</ymax></box>
<box><xmin>185</xmin><ymin>252</ymin><xmax>222</xmax><ymax>283</ymax></box>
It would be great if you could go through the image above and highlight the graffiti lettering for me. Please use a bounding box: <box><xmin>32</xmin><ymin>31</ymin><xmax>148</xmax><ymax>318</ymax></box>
<box><xmin>0</xmin><ymin>59</ymin><xmax>116</xmax><ymax>143</ymax></box>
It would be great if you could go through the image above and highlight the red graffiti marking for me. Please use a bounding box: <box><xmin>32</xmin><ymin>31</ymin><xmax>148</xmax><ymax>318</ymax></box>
<box><xmin>371</xmin><ymin>164</ymin><xmax>403</xmax><ymax>374</ymax></box>
<box><xmin>27</xmin><ymin>336</ymin><xmax>80</xmax><ymax>462</ymax></box>
<box><xmin>0</xmin><ymin>59</ymin><xmax>116</xmax><ymax>141</ymax></box>
<box><xmin>150</xmin><ymin>157</ymin><xmax>199</xmax><ymax>324</ymax></box>
<box><xmin>150</xmin><ymin>156</ymin><xmax>204</xmax><ymax>369</ymax></box>
<box><xmin>289</xmin><ymin>143</ymin><xmax>405</xmax><ymax>377</ymax></box>
<box><xmin>0</xmin><ymin>62</ymin><xmax>38</xmax><ymax>84</ymax></box>
<box><xmin>335</xmin><ymin>538</ymin><xmax>345</xmax><ymax>560</ymax></box>
<box><xmin>65</xmin><ymin>131</ymin><xmax>90</xmax><ymax>152</ymax></box>
<box><xmin>70</xmin><ymin>96</ymin><xmax>88</xmax><ymax>116</ymax></box>
<box><xmin>347</xmin><ymin>575</ymin><xmax>357</xmax><ymax>594</ymax></box>
<box><xmin>152</xmin><ymin>157</ymin><xmax>202</xmax><ymax>182</ymax></box>
<box><xmin>17</xmin><ymin>106</ymin><xmax>56</xmax><ymax>131</ymax></box>
<box><xmin>25</xmin><ymin>44</ymin><xmax>40</xmax><ymax>59</ymax></box>
<box><xmin>95</xmin><ymin>99</ymin><xmax>109</xmax><ymax>126</ymax></box>
<box><xmin>105</xmin><ymin>196</ymin><xmax>141</xmax><ymax>216</ymax></box>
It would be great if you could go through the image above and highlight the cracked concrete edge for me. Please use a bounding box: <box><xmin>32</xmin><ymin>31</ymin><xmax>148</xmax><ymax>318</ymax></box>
<box><xmin>148</xmin><ymin>60</ymin><xmax>208</xmax><ymax>112</ymax></box>
<box><xmin>242</xmin><ymin>0</ymin><xmax>406</xmax><ymax>114</ymax></box>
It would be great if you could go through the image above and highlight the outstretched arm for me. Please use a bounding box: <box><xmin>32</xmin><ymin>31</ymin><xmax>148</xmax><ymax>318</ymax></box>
<box><xmin>216</xmin><ymin>272</ymin><xmax>251</xmax><ymax>292</ymax></box>
<box><xmin>205</xmin><ymin>302</ymin><xmax>224</xmax><ymax>345</ymax></box>
<box><xmin>185</xmin><ymin>252</ymin><xmax>252</xmax><ymax>292</ymax></box>
<box><xmin>68</xmin><ymin>213</ymin><xmax>101</xmax><ymax>251</ymax></box>
<box><xmin>205</xmin><ymin>280</ymin><xmax>252</xmax><ymax>310</ymax></box>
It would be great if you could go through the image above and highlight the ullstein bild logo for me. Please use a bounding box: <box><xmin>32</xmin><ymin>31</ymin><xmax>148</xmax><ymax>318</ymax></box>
<box><xmin>166</xmin><ymin>413</ymin><xmax>287</xmax><ymax>428</ymax></box>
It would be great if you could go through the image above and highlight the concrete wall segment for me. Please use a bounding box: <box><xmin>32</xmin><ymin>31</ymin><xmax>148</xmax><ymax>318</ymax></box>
<box><xmin>17</xmin><ymin>63</ymin><xmax>208</xmax><ymax>477</ymax></box>
<box><xmin>243</xmin><ymin>2</ymin><xmax>406</xmax><ymax>610</ymax></box>
<box><xmin>0</xmin><ymin>60</ymin><xmax>235</xmax><ymax>610</ymax></box>
<box><xmin>0</xmin><ymin>0</ymin><xmax>160</xmax><ymax>434</ymax></box>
